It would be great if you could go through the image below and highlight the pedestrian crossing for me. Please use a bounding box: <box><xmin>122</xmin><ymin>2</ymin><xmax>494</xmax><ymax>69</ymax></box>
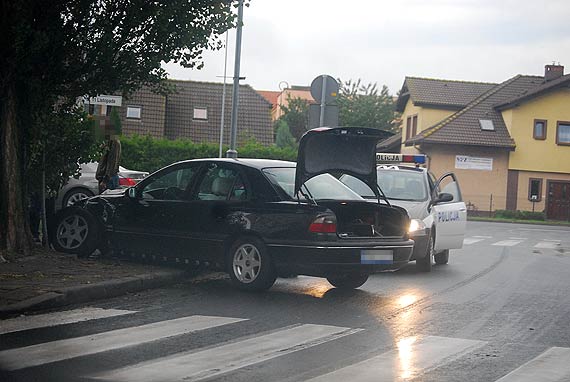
<box><xmin>463</xmin><ymin>236</ymin><xmax>565</xmax><ymax>249</ymax></box>
<box><xmin>1</xmin><ymin>307</ymin><xmax>569</xmax><ymax>381</ymax></box>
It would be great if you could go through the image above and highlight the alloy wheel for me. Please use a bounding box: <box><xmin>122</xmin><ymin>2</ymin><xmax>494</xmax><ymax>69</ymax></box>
<box><xmin>56</xmin><ymin>214</ymin><xmax>89</xmax><ymax>249</ymax></box>
<box><xmin>232</xmin><ymin>244</ymin><xmax>262</xmax><ymax>284</ymax></box>
<box><xmin>66</xmin><ymin>192</ymin><xmax>91</xmax><ymax>207</ymax></box>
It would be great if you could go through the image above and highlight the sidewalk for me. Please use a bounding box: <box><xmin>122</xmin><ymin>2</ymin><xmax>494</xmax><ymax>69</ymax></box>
<box><xmin>0</xmin><ymin>247</ymin><xmax>187</xmax><ymax>318</ymax></box>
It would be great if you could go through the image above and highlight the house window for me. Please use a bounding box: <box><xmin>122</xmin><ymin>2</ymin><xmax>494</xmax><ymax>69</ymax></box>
<box><xmin>556</xmin><ymin>121</ymin><xmax>570</xmax><ymax>145</ymax></box>
<box><xmin>528</xmin><ymin>178</ymin><xmax>542</xmax><ymax>202</ymax></box>
<box><xmin>193</xmin><ymin>107</ymin><xmax>208</xmax><ymax>120</ymax></box>
<box><xmin>479</xmin><ymin>119</ymin><xmax>495</xmax><ymax>131</ymax></box>
<box><xmin>412</xmin><ymin>115</ymin><xmax>418</xmax><ymax>136</ymax></box>
<box><xmin>126</xmin><ymin>106</ymin><xmax>141</xmax><ymax>119</ymax></box>
<box><xmin>406</xmin><ymin>116</ymin><xmax>412</xmax><ymax>140</ymax></box>
<box><xmin>533</xmin><ymin>119</ymin><xmax>547</xmax><ymax>140</ymax></box>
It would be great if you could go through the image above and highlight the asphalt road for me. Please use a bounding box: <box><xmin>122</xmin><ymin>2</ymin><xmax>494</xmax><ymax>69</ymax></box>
<box><xmin>1</xmin><ymin>221</ymin><xmax>570</xmax><ymax>382</ymax></box>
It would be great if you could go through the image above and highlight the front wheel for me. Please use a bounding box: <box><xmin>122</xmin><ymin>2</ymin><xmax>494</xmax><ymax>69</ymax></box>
<box><xmin>327</xmin><ymin>274</ymin><xmax>369</xmax><ymax>289</ymax></box>
<box><xmin>434</xmin><ymin>250</ymin><xmax>449</xmax><ymax>265</ymax></box>
<box><xmin>52</xmin><ymin>207</ymin><xmax>101</xmax><ymax>257</ymax></box>
<box><xmin>227</xmin><ymin>237</ymin><xmax>276</xmax><ymax>291</ymax></box>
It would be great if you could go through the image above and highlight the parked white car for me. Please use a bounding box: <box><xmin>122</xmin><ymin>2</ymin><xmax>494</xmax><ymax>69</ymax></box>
<box><xmin>55</xmin><ymin>163</ymin><xmax>148</xmax><ymax>210</ymax></box>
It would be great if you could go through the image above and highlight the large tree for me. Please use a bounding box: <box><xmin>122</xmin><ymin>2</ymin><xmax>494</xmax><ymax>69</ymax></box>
<box><xmin>337</xmin><ymin>79</ymin><xmax>397</xmax><ymax>132</ymax></box>
<box><xmin>278</xmin><ymin>95</ymin><xmax>309</xmax><ymax>141</ymax></box>
<box><xmin>0</xmin><ymin>0</ymin><xmax>240</xmax><ymax>255</ymax></box>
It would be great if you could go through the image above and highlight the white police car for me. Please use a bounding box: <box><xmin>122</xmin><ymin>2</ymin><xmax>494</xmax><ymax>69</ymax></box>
<box><xmin>339</xmin><ymin>153</ymin><xmax>466</xmax><ymax>272</ymax></box>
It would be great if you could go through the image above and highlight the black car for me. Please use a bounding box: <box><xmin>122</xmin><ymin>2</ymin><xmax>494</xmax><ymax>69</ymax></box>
<box><xmin>53</xmin><ymin>128</ymin><xmax>414</xmax><ymax>291</ymax></box>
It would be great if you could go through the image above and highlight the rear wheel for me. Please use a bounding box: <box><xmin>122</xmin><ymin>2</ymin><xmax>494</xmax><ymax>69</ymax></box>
<box><xmin>227</xmin><ymin>237</ymin><xmax>276</xmax><ymax>291</ymax></box>
<box><xmin>327</xmin><ymin>274</ymin><xmax>369</xmax><ymax>289</ymax></box>
<box><xmin>63</xmin><ymin>188</ymin><xmax>94</xmax><ymax>208</ymax></box>
<box><xmin>417</xmin><ymin>234</ymin><xmax>433</xmax><ymax>272</ymax></box>
<box><xmin>52</xmin><ymin>207</ymin><xmax>100</xmax><ymax>257</ymax></box>
<box><xmin>434</xmin><ymin>250</ymin><xmax>449</xmax><ymax>265</ymax></box>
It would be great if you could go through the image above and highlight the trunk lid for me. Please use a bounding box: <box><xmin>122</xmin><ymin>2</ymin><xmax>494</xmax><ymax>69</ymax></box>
<box><xmin>294</xmin><ymin>127</ymin><xmax>393</xmax><ymax>197</ymax></box>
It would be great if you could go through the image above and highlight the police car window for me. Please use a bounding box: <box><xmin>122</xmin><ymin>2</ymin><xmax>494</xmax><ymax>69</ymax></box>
<box><xmin>437</xmin><ymin>175</ymin><xmax>462</xmax><ymax>202</ymax></box>
<box><xmin>375</xmin><ymin>169</ymin><xmax>428</xmax><ymax>201</ymax></box>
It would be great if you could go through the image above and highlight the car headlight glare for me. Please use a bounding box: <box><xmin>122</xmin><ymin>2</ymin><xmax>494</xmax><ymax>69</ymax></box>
<box><xmin>408</xmin><ymin>218</ymin><xmax>426</xmax><ymax>233</ymax></box>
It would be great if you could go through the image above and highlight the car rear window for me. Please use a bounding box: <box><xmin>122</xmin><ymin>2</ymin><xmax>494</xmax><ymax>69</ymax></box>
<box><xmin>262</xmin><ymin>167</ymin><xmax>363</xmax><ymax>201</ymax></box>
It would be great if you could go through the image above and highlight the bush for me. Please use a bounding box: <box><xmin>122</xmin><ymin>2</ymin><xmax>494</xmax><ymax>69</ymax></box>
<box><xmin>494</xmin><ymin>210</ymin><xmax>545</xmax><ymax>221</ymax></box>
<box><xmin>121</xmin><ymin>135</ymin><xmax>298</xmax><ymax>173</ymax></box>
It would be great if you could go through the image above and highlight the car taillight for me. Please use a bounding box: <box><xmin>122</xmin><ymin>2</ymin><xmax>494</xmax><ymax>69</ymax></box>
<box><xmin>119</xmin><ymin>177</ymin><xmax>137</xmax><ymax>186</ymax></box>
<box><xmin>309</xmin><ymin>216</ymin><xmax>337</xmax><ymax>233</ymax></box>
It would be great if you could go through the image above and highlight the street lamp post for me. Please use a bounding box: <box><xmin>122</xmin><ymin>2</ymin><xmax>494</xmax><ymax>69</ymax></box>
<box><xmin>226</xmin><ymin>0</ymin><xmax>244</xmax><ymax>159</ymax></box>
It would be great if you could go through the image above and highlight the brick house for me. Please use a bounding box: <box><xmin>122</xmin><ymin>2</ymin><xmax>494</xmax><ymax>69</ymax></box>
<box><xmin>117</xmin><ymin>80</ymin><xmax>273</xmax><ymax>145</ymax></box>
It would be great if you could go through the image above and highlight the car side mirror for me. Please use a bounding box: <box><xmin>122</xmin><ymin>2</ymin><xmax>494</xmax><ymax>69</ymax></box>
<box><xmin>434</xmin><ymin>192</ymin><xmax>454</xmax><ymax>204</ymax></box>
<box><xmin>127</xmin><ymin>187</ymin><xmax>138</xmax><ymax>199</ymax></box>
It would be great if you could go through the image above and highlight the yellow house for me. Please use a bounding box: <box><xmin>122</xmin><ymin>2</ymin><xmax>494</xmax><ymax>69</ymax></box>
<box><xmin>397</xmin><ymin>64</ymin><xmax>570</xmax><ymax>220</ymax></box>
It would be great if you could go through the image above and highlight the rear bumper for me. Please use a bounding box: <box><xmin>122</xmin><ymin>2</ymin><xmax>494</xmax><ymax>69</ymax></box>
<box><xmin>267</xmin><ymin>239</ymin><xmax>414</xmax><ymax>277</ymax></box>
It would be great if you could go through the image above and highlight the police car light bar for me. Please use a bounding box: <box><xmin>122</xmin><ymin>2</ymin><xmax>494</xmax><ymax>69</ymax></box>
<box><xmin>376</xmin><ymin>153</ymin><xmax>426</xmax><ymax>164</ymax></box>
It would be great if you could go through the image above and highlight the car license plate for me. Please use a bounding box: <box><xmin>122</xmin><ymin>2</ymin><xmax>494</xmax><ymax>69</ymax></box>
<box><xmin>360</xmin><ymin>249</ymin><xmax>393</xmax><ymax>264</ymax></box>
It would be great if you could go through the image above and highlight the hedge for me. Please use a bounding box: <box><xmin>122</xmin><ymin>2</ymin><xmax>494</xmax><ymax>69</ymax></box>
<box><xmin>121</xmin><ymin>135</ymin><xmax>298</xmax><ymax>173</ymax></box>
<box><xmin>494</xmin><ymin>209</ymin><xmax>546</xmax><ymax>221</ymax></box>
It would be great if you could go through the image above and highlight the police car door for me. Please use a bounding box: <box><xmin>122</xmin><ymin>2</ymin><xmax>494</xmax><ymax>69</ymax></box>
<box><xmin>432</xmin><ymin>173</ymin><xmax>467</xmax><ymax>251</ymax></box>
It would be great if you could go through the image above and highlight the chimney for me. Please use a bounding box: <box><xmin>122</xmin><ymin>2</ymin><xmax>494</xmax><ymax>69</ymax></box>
<box><xmin>544</xmin><ymin>63</ymin><xmax>564</xmax><ymax>81</ymax></box>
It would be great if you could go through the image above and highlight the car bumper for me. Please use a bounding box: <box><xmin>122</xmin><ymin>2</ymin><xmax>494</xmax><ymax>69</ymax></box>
<box><xmin>409</xmin><ymin>228</ymin><xmax>430</xmax><ymax>261</ymax></box>
<box><xmin>267</xmin><ymin>239</ymin><xmax>414</xmax><ymax>277</ymax></box>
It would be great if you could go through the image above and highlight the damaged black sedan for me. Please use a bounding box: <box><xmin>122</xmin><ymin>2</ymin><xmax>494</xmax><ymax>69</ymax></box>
<box><xmin>53</xmin><ymin>128</ymin><xmax>414</xmax><ymax>291</ymax></box>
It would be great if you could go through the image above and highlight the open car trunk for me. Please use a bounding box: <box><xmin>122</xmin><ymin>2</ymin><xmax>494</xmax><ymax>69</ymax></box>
<box><xmin>318</xmin><ymin>200</ymin><xmax>409</xmax><ymax>239</ymax></box>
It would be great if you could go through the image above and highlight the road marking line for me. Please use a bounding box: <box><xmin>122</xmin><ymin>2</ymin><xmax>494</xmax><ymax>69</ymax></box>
<box><xmin>495</xmin><ymin>347</ymin><xmax>570</xmax><ymax>382</ymax></box>
<box><xmin>0</xmin><ymin>315</ymin><xmax>245</xmax><ymax>371</ymax></box>
<box><xmin>305</xmin><ymin>335</ymin><xmax>486</xmax><ymax>382</ymax></box>
<box><xmin>0</xmin><ymin>307</ymin><xmax>137</xmax><ymax>336</ymax></box>
<box><xmin>473</xmin><ymin>236</ymin><xmax>493</xmax><ymax>238</ymax></box>
<box><xmin>92</xmin><ymin>324</ymin><xmax>361</xmax><ymax>382</ymax></box>
<box><xmin>492</xmin><ymin>240</ymin><xmax>524</xmax><ymax>247</ymax></box>
<box><xmin>534</xmin><ymin>241</ymin><xmax>561</xmax><ymax>249</ymax></box>
<box><xmin>509</xmin><ymin>237</ymin><xmax>527</xmax><ymax>240</ymax></box>
<box><xmin>463</xmin><ymin>237</ymin><xmax>486</xmax><ymax>245</ymax></box>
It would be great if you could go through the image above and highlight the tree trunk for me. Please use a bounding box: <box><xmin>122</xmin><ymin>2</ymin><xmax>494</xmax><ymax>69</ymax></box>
<box><xmin>0</xmin><ymin>81</ymin><xmax>32</xmax><ymax>255</ymax></box>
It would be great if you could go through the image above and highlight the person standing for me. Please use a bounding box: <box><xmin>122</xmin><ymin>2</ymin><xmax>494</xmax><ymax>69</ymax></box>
<box><xmin>96</xmin><ymin>134</ymin><xmax>122</xmax><ymax>193</ymax></box>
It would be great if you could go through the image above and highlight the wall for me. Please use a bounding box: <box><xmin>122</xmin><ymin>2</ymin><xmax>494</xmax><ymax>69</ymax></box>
<box><xmin>503</xmin><ymin>88</ymin><xmax>570</xmax><ymax>174</ymax></box>
<box><xmin>274</xmin><ymin>89</ymin><xmax>314</xmax><ymax>120</ymax></box>
<box><xmin>400</xmin><ymin>99</ymin><xmax>455</xmax><ymax>154</ymax></box>
<box><xmin>515</xmin><ymin>170</ymin><xmax>570</xmax><ymax>212</ymax></box>
<box><xmin>422</xmin><ymin>144</ymin><xmax>510</xmax><ymax>212</ymax></box>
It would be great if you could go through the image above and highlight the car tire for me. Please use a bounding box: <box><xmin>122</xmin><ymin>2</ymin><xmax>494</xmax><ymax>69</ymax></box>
<box><xmin>63</xmin><ymin>188</ymin><xmax>94</xmax><ymax>208</ymax></box>
<box><xmin>326</xmin><ymin>274</ymin><xmax>369</xmax><ymax>289</ymax></box>
<box><xmin>434</xmin><ymin>250</ymin><xmax>450</xmax><ymax>265</ymax></box>
<box><xmin>416</xmin><ymin>234</ymin><xmax>433</xmax><ymax>272</ymax></box>
<box><xmin>52</xmin><ymin>207</ymin><xmax>100</xmax><ymax>257</ymax></box>
<box><xmin>227</xmin><ymin>237</ymin><xmax>277</xmax><ymax>291</ymax></box>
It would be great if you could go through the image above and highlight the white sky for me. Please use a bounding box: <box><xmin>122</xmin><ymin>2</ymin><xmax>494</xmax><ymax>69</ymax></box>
<box><xmin>162</xmin><ymin>0</ymin><xmax>570</xmax><ymax>95</ymax></box>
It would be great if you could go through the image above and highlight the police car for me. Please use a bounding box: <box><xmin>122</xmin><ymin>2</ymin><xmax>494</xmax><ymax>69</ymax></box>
<box><xmin>339</xmin><ymin>153</ymin><xmax>467</xmax><ymax>272</ymax></box>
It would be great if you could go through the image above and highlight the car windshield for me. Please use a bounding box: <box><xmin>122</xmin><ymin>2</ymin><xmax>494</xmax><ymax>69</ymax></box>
<box><xmin>341</xmin><ymin>169</ymin><xmax>428</xmax><ymax>202</ymax></box>
<box><xmin>262</xmin><ymin>167</ymin><xmax>363</xmax><ymax>201</ymax></box>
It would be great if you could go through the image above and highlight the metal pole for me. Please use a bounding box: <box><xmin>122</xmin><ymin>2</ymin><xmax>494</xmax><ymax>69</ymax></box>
<box><xmin>319</xmin><ymin>75</ymin><xmax>327</xmax><ymax>127</ymax></box>
<box><xmin>219</xmin><ymin>30</ymin><xmax>229</xmax><ymax>158</ymax></box>
<box><xmin>41</xmin><ymin>147</ymin><xmax>49</xmax><ymax>248</ymax></box>
<box><xmin>226</xmin><ymin>0</ymin><xmax>244</xmax><ymax>159</ymax></box>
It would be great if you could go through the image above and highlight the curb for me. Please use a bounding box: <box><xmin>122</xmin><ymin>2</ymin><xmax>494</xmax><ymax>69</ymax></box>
<box><xmin>467</xmin><ymin>218</ymin><xmax>570</xmax><ymax>227</ymax></box>
<box><xmin>0</xmin><ymin>269</ymin><xmax>186</xmax><ymax>319</ymax></box>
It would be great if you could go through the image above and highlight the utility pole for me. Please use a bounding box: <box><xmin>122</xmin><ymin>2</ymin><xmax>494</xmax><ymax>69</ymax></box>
<box><xmin>226</xmin><ymin>0</ymin><xmax>244</xmax><ymax>159</ymax></box>
<box><xmin>218</xmin><ymin>30</ymin><xmax>229</xmax><ymax>158</ymax></box>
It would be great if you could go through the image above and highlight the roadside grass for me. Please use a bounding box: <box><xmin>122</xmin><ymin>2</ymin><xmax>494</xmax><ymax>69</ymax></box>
<box><xmin>468</xmin><ymin>216</ymin><xmax>570</xmax><ymax>227</ymax></box>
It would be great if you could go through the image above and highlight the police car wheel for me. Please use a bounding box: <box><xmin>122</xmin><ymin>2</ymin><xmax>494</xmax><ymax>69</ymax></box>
<box><xmin>434</xmin><ymin>250</ymin><xmax>449</xmax><ymax>265</ymax></box>
<box><xmin>417</xmin><ymin>235</ymin><xmax>433</xmax><ymax>272</ymax></box>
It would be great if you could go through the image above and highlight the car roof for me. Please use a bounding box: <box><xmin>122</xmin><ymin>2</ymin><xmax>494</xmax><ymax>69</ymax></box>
<box><xmin>174</xmin><ymin>158</ymin><xmax>296</xmax><ymax>170</ymax></box>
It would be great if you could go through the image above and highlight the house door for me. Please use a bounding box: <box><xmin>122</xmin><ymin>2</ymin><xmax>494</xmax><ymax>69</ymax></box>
<box><xmin>547</xmin><ymin>181</ymin><xmax>570</xmax><ymax>221</ymax></box>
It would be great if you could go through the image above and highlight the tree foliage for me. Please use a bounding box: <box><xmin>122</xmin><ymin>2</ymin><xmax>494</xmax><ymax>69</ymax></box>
<box><xmin>0</xmin><ymin>0</ymin><xmax>240</xmax><ymax>254</ymax></box>
<box><xmin>337</xmin><ymin>79</ymin><xmax>397</xmax><ymax>132</ymax></box>
<box><xmin>274</xmin><ymin>120</ymin><xmax>297</xmax><ymax>149</ymax></box>
<box><xmin>278</xmin><ymin>95</ymin><xmax>309</xmax><ymax>141</ymax></box>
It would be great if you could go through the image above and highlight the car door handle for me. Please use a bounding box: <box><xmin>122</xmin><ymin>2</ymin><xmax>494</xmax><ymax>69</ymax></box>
<box><xmin>459</xmin><ymin>208</ymin><xmax>466</xmax><ymax>212</ymax></box>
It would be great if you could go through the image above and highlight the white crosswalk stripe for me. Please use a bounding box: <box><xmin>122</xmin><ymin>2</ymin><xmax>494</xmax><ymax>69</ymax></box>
<box><xmin>534</xmin><ymin>240</ymin><xmax>561</xmax><ymax>249</ymax></box>
<box><xmin>0</xmin><ymin>315</ymin><xmax>245</xmax><ymax>371</ymax></box>
<box><xmin>463</xmin><ymin>237</ymin><xmax>486</xmax><ymax>245</ymax></box>
<box><xmin>0</xmin><ymin>307</ymin><xmax>137</xmax><ymax>335</ymax></box>
<box><xmin>305</xmin><ymin>335</ymin><xmax>486</xmax><ymax>382</ymax></box>
<box><xmin>492</xmin><ymin>239</ymin><xmax>525</xmax><ymax>247</ymax></box>
<box><xmin>495</xmin><ymin>347</ymin><xmax>570</xmax><ymax>382</ymax></box>
<box><xmin>92</xmin><ymin>324</ymin><xmax>362</xmax><ymax>382</ymax></box>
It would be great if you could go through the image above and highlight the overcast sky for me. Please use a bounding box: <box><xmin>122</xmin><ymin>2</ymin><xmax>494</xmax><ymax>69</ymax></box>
<box><xmin>162</xmin><ymin>0</ymin><xmax>570</xmax><ymax>95</ymax></box>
